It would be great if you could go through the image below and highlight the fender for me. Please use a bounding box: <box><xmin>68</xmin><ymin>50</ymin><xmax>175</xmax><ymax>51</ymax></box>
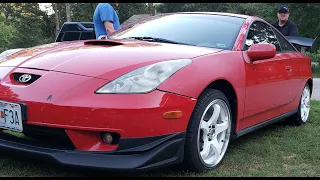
<box><xmin>157</xmin><ymin>50</ymin><xmax>246</xmax><ymax>124</ymax></box>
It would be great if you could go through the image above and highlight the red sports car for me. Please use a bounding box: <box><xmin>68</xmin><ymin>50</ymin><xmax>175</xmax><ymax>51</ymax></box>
<box><xmin>0</xmin><ymin>12</ymin><xmax>313</xmax><ymax>172</ymax></box>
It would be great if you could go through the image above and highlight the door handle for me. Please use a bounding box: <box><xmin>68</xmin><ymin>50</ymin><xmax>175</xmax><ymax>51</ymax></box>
<box><xmin>285</xmin><ymin>66</ymin><xmax>292</xmax><ymax>71</ymax></box>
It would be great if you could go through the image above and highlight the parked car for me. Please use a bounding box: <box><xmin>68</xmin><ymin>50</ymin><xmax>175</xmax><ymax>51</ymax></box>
<box><xmin>0</xmin><ymin>12</ymin><xmax>314</xmax><ymax>172</ymax></box>
<box><xmin>54</xmin><ymin>22</ymin><xmax>96</xmax><ymax>42</ymax></box>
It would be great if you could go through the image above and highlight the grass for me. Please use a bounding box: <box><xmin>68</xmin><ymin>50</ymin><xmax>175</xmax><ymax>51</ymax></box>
<box><xmin>0</xmin><ymin>101</ymin><xmax>320</xmax><ymax>177</ymax></box>
<box><xmin>313</xmin><ymin>71</ymin><xmax>320</xmax><ymax>78</ymax></box>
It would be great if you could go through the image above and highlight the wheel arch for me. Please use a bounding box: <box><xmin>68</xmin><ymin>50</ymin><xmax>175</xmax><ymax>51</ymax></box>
<box><xmin>202</xmin><ymin>79</ymin><xmax>239</xmax><ymax>135</ymax></box>
<box><xmin>307</xmin><ymin>78</ymin><xmax>313</xmax><ymax>95</ymax></box>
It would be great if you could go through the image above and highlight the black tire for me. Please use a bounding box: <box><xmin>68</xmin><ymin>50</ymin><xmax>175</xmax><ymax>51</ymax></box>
<box><xmin>287</xmin><ymin>83</ymin><xmax>311</xmax><ymax>126</ymax></box>
<box><xmin>183</xmin><ymin>88</ymin><xmax>232</xmax><ymax>172</ymax></box>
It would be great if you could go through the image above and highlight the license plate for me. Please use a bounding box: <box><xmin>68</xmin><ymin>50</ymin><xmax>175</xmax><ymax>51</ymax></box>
<box><xmin>0</xmin><ymin>100</ymin><xmax>23</xmax><ymax>132</ymax></box>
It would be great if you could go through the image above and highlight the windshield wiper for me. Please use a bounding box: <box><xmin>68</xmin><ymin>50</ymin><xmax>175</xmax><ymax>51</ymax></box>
<box><xmin>124</xmin><ymin>37</ymin><xmax>191</xmax><ymax>46</ymax></box>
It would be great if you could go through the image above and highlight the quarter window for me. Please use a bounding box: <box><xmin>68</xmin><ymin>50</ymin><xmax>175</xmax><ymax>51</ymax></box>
<box><xmin>272</xmin><ymin>28</ymin><xmax>297</xmax><ymax>52</ymax></box>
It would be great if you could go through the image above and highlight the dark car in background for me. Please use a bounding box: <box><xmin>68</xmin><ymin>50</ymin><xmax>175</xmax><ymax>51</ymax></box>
<box><xmin>55</xmin><ymin>22</ymin><xmax>96</xmax><ymax>42</ymax></box>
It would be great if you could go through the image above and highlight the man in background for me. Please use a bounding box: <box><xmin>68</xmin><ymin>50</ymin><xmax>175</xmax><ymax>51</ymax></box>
<box><xmin>272</xmin><ymin>5</ymin><xmax>299</xmax><ymax>36</ymax></box>
<box><xmin>93</xmin><ymin>3</ymin><xmax>121</xmax><ymax>39</ymax></box>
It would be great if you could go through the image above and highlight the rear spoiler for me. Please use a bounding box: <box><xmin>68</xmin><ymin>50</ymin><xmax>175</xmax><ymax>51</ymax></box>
<box><xmin>285</xmin><ymin>35</ymin><xmax>320</xmax><ymax>53</ymax></box>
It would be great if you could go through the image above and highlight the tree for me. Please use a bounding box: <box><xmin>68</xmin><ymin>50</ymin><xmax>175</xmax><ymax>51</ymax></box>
<box><xmin>52</xmin><ymin>3</ymin><xmax>60</xmax><ymax>37</ymax></box>
<box><xmin>65</xmin><ymin>3</ymin><xmax>71</xmax><ymax>22</ymax></box>
<box><xmin>0</xmin><ymin>20</ymin><xmax>16</xmax><ymax>52</ymax></box>
<box><xmin>8</xmin><ymin>3</ymin><xmax>54</xmax><ymax>48</ymax></box>
<box><xmin>116</xmin><ymin>3</ymin><xmax>151</xmax><ymax>23</ymax></box>
<box><xmin>1</xmin><ymin>3</ymin><xmax>319</xmax><ymax>52</ymax></box>
<box><xmin>69</xmin><ymin>3</ymin><xmax>97</xmax><ymax>22</ymax></box>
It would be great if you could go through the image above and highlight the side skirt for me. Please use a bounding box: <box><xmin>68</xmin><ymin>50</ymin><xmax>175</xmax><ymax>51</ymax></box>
<box><xmin>233</xmin><ymin>109</ymin><xmax>298</xmax><ymax>139</ymax></box>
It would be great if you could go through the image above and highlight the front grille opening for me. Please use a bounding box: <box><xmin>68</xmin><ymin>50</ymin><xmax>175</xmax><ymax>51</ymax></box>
<box><xmin>0</xmin><ymin>124</ymin><xmax>75</xmax><ymax>150</ymax></box>
<box><xmin>12</xmin><ymin>73</ymin><xmax>41</xmax><ymax>84</ymax></box>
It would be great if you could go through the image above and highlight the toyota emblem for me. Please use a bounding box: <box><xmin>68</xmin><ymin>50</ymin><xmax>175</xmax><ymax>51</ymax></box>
<box><xmin>19</xmin><ymin>74</ymin><xmax>32</xmax><ymax>83</ymax></box>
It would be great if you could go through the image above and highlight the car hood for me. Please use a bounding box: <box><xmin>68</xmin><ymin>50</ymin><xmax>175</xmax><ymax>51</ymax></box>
<box><xmin>0</xmin><ymin>39</ymin><xmax>223</xmax><ymax>80</ymax></box>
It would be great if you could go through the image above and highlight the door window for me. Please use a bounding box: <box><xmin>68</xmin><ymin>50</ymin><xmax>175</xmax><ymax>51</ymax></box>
<box><xmin>244</xmin><ymin>21</ymin><xmax>281</xmax><ymax>52</ymax></box>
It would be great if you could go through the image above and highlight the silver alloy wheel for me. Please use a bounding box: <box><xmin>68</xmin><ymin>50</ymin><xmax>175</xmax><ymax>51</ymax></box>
<box><xmin>301</xmin><ymin>85</ymin><xmax>311</xmax><ymax>122</ymax></box>
<box><xmin>197</xmin><ymin>99</ymin><xmax>231</xmax><ymax>167</ymax></box>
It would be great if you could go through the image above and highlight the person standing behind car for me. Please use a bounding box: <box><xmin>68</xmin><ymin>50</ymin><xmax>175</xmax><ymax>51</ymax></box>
<box><xmin>271</xmin><ymin>5</ymin><xmax>299</xmax><ymax>36</ymax></box>
<box><xmin>93</xmin><ymin>3</ymin><xmax>121</xmax><ymax>39</ymax></box>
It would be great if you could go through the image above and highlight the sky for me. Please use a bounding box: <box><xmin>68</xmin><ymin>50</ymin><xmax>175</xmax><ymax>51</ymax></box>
<box><xmin>39</xmin><ymin>3</ymin><xmax>54</xmax><ymax>15</ymax></box>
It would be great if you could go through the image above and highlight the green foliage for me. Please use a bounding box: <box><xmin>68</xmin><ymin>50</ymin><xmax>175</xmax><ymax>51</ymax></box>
<box><xmin>115</xmin><ymin>3</ymin><xmax>152</xmax><ymax>23</ymax></box>
<box><xmin>69</xmin><ymin>3</ymin><xmax>152</xmax><ymax>25</ymax></box>
<box><xmin>0</xmin><ymin>3</ymin><xmax>54</xmax><ymax>50</ymax></box>
<box><xmin>305</xmin><ymin>50</ymin><xmax>320</xmax><ymax>62</ymax></box>
<box><xmin>10</xmin><ymin>4</ymin><xmax>53</xmax><ymax>48</ymax></box>
<box><xmin>304</xmin><ymin>49</ymin><xmax>320</xmax><ymax>73</ymax></box>
<box><xmin>313</xmin><ymin>66</ymin><xmax>320</xmax><ymax>73</ymax></box>
<box><xmin>284</xmin><ymin>3</ymin><xmax>320</xmax><ymax>38</ymax></box>
<box><xmin>157</xmin><ymin>3</ymin><xmax>186</xmax><ymax>13</ymax></box>
<box><xmin>0</xmin><ymin>21</ymin><xmax>16</xmax><ymax>52</ymax></box>
<box><xmin>313</xmin><ymin>69</ymin><xmax>320</xmax><ymax>78</ymax></box>
<box><xmin>70</xmin><ymin>3</ymin><xmax>97</xmax><ymax>22</ymax></box>
<box><xmin>2</xmin><ymin>3</ymin><xmax>320</xmax><ymax>51</ymax></box>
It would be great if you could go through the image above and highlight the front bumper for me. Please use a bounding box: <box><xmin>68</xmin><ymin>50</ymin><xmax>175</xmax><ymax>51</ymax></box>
<box><xmin>0</xmin><ymin>69</ymin><xmax>195</xmax><ymax>170</ymax></box>
<box><xmin>0</xmin><ymin>130</ymin><xmax>186</xmax><ymax>171</ymax></box>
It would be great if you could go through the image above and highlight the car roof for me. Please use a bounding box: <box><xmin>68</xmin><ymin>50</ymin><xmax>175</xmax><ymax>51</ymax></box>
<box><xmin>175</xmin><ymin>12</ymin><xmax>250</xmax><ymax>19</ymax></box>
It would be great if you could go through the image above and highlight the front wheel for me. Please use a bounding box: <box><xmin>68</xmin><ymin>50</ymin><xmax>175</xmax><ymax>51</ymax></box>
<box><xmin>287</xmin><ymin>83</ymin><xmax>311</xmax><ymax>126</ymax></box>
<box><xmin>183</xmin><ymin>88</ymin><xmax>232</xmax><ymax>172</ymax></box>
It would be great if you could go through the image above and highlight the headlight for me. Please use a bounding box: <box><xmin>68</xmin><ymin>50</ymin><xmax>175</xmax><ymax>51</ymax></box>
<box><xmin>0</xmin><ymin>48</ymin><xmax>24</xmax><ymax>61</ymax></box>
<box><xmin>95</xmin><ymin>59</ymin><xmax>192</xmax><ymax>94</ymax></box>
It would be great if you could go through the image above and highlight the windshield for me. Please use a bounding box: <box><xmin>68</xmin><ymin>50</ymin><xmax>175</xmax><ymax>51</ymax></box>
<box><xmin>109</xmin><ymin>13</ymin><xmax>245</xmax><ymax>50</ymax></box>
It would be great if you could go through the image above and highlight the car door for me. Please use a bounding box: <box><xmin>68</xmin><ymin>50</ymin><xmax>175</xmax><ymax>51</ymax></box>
<box><xmin>241</xmin><ymin>21</ymin><xmax>292</xmax><ymax>129</ymax></box>
<box><xmin>271</xmin><ymin>27</ymin><xmax>308</xmax><ymax>103</ymax></box>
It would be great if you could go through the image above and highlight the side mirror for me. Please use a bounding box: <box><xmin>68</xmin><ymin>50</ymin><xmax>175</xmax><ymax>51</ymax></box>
<box><xmin>247</xmin><ymin>43</ymin><xmax>276</xmax><ymax>61</ymax></box>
